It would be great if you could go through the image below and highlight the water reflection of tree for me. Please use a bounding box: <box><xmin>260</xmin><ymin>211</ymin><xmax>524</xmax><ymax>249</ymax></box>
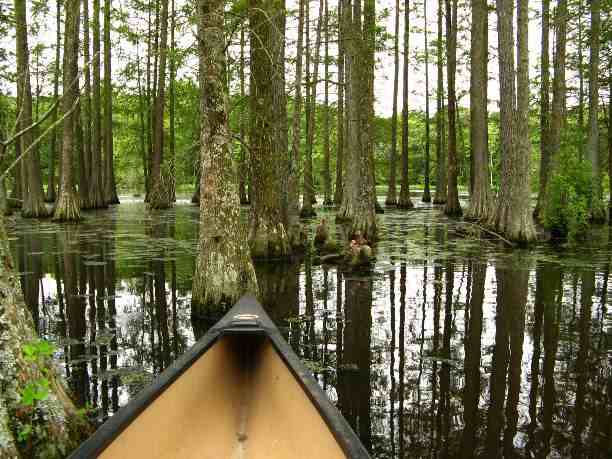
<box><xmin>337</xmin><ymin>275</ymin><xmax>372</xmax><ymax>451</ymax></box>
<box><xmin>460</xmin><ymin>262</ymin><xmax>485</xmax><ymax>458</ymax></box>
<box><xmin>484</xmin><ymin>265</ymin><xmax>528</xmax><ymax>459</ymax></box>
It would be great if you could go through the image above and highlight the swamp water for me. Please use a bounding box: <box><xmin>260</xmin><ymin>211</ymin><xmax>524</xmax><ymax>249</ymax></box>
<box><xmin>7</xmin><ymin>199</ymin><xmax>612</xmax><ymax>458</ymax></box>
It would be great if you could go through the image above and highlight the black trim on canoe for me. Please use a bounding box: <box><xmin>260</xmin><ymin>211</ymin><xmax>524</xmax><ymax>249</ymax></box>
<box><xmin>69</xmin><ymin>294</ymin><xmax>371</xmax><ymax>459</ymax></box>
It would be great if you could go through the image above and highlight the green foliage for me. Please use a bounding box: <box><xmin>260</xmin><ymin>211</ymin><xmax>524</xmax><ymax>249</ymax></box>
<box><xmin>544</xmin><ymin>154</ymin><xmax>591</xmax><ymax>241</ymax></box>
<box><xmin>17</xmin><ymin>340</ymin><xmax>56</xmax><ymax>442</ymax></box>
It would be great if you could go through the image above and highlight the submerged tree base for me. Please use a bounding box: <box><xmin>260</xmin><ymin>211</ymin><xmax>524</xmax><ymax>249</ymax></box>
<box><xmin>53</xmin><ymin>192</ymin><xmax>81</xmax><ymax>222</ymax></box>
<box><xmin>249</xmin><ymin>222</ymin><xmax>291</xmax><ymax>260</ymax></box>
<box><xmin>489</xmin><ymin>203</ymin><xmax>537</xmax><ymax>244</ymax></box>
<box><xmin>397</xmin><ymin>198</ymin><xmax>414</xmax><ymax>210</ymax></box>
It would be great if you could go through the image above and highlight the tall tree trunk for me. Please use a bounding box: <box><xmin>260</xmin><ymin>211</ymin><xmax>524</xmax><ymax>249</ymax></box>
<box><xmin>465</xmin><ymin>0</ymin><xmax>492</xmax><ymax>220</ymax></box>
<box><xmin>398</xmin><ymin>0</ymin><xmax>414</xmax><ymax>209</ymax></box>
<box><xmin>608</xmin><ymin>69</ymin><xmax>612</xmax><ymax>218</ymax></box>
<box><xmin>288</xmin><ymin>0</ymin><xmax>305</xmax><ymax>245</ymax></box>
<box><xmin>334</xmin><ymin>0</ymin><xmax>345</xmax><ymax>205</ymax></box>
<box><xmin>302</xmin><ymin>0</ymin><xmax>322</xmax><ymax>218</ymax></box>
<box><xmin>444</xmin><ymin>0</ymin><xmax>462</xmax><ymax>216</ymax></box>
<box><xmin>15</xmin><ymin>0</ymin><xmax>49</xmax><ymax>218</ymax></box>
<box><xmin>489</xmin><ymin>0</ymin><xmax>536</xmax><ymax>242</ymax></box>
<box><xmin>322</xmin><ymin>0</ymin><xmax>332</xmax><ymax>205</ymax></box>
<box><xmin>80</xmin><ymin>0</ymin><xmax>92</xmax><ymax>209</ymax></box>
<box><xmin>90</xmin><ymin>0</ymin><xmax>106</xmax><ymax>208</ymax></box>
<box><xmin>543</xmin><ymin>0</ymin><xmax>567</xmax><ymax>215</ymax></box>
<box><xmin>169</xmin><ymin>0</ymin><xmax>176</xmax><ymax>203</ymax></box>
<box><xmin>53</xmin><ymin>0</ymin><xmax>82</xmax><ymax>221</ymax></box>
<box><xmin>46</xmin><ymin>0</ymin><xmax>62</xmax><ymax>203</ymax></box>
<box><xmin>0</xmin><ymin>217</ymin><xmax>90</xmax><ymax>456</ymax></box>
<box><xmin>433</xmin><ymin>0</ymin><xmax>447</xmax><ymax>204</ymax></box>
<box><xmin>386</xmin><ymin>0</ymin><xmax>400</xmax><ymax>206</ymax></box>
<box><xmin>192</xmin><ymin>0</ymin><xmax>258</xmax><ymax>315</ymax></box>
<box><xmin>103</xmin><ymin>0</ymin><xmax>120</xmax><ymax>205</ymax></box>
<box><xmin>337</xmin><ymin>0</ymin><xmax>377</xmax><ymax>240</ymax></box>
<box><xmin>535</xmin><ymin>0</ymin><xmax>550</xmax><ymax>220</ymax></box>
<box><xmin>577</xmin><ymin>0</ymin><xmax>585</xmax><ymax>160</ymax></box>
<box><xmin>238</xmin><ymin>26</ymin><xmax>249</xmax><ymax>205</ymax></box>
<box><xmin>149</xmin><ymin>0</ymin><xmax>171</xmax><ymax>209</ymax></box>
<box><xmin>422</xmin><ymin>0</ymin><xmax>432</xmax><ymax>203</ymax></box>
<box><xmin>248</xmin><ymin>0</ymin><xmax>291</xmax><ymax>258</ymax></box>
<box><xmin>587</xmin><ymin>0</ymin><xmax>604</xmax><ymax>221</ymax></box>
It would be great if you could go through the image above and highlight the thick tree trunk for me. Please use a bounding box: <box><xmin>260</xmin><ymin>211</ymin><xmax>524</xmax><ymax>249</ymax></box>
<box><xmin>489</xmin><ymin>0</ymin><xmax>536</xmax><ymax>242</ymax></box>
<box><xmin>609</xmin><ymin>71</ymin><xmax>611</xmax><ymax>218</ymax></box>
<box><xmin>15</xmin><ymin>0</ymin><xmax>49</xmax><ymax>218</ymax></box>
<box><xmin>337</xmin><ymin>0</ymin><xmax>377</xmax><ymax>240</ymax></box>
<box><xmin>398</xmin><ymin>0</ymin><xmax>413</xmax><ymax>209</ymax></box>
<box><xmin>46</xmin><ymin>0</ymin><xmax>62</xmax><ymax>203</ymax></box>
<box><xmin>433</xmin><ymin>0</ymin><xmax>447</xmax><ymax>204</ymax></box>
<box><xmin>103</xmin><ymin>0</ymin><xmax>120</xmax><ymax>205</ymax></box>
<box><xmin>334</xmin><ymin>0</ymin><xmax>345</xmax><ymax>205</ymax></box>
<box><xmin>386</xmin><ymin>0</ymin><xmax>400</xmax><ymax>206</ymax></box>
<box><xmin>535</xmin><ymin>0</ymin><xmax>550</xmax><ymax>220</ymax></box>
<box><xmin>54</xmin><ymin>0</ymin><xmax>82</xmax><ymax>222</ymax></box>
<box><xmin>192</xmin><ymin>0</ymin><xmax>258</xmax><ymax>315</ymax></box>
<box><xmin>288</xmin><ymin>0</ymin><xmax>305</xmax><ymax>245</ymax></box>
<box><xmin>444</xmin><ymin>0</ymin><xmax>462</xmax><ymax>216</ymax></box>
<box><xmin>465</xmin><ymin>0</ymin><xmax>492</xmax><ymax>220</ymax></box>
<box><xmin>248</xmin><ymin>0</ymin><xmax>291</xmax><ymax>259</ymax></box>
<box><xmin>90</xmin><ymin>0</ymin><xmax>106</xmax><ymax>208</ymax></box>
<box><xmin>586</xmin><ymin>0</ymin><xmax>604</xmax><ymax>221</ymax></box>
<box><xmin>422</xmin><ymin>0</ymin><xmax>432</xmax><ymax>203</ymax></box>
<box><xmin>322</xmin><ymin>0</ymin><xmax>332</xmax><ymax>206</ymax></box>
<box><xmin>0</xmin><ymin>220</ymin><xmax>90</xmax><ymax>457</ymax></box>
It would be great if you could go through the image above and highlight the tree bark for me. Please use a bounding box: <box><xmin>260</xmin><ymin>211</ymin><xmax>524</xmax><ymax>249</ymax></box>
<box><xmin>15</xmin><ymin>0</ymin><xmax>49</xmax><ymax>218</ymax></box>
<box><xmin>103</xmin><ymin>0</ymin><xmax>120</xmax><ymax>205</ymax></box>
<box><xmin>336</xmin><ymin>0</ymin><xmax>377</xmax><ymax>240</ymax></box>
<box><xmin>386</xmin><ymin>0</ymin><xmax>400</xmax><ymax>206</ymax></box>
<box><xmin>433</xmin><ymin>0</ymin><xmax>447</xmax><ymax>204</ymax></box>
<box><xmin>587</xmin><ymin>0</ymin><xmax>604</xmax><ymax>221</ymax></box>
<box><xmin>90</xmin><ymin>0</ymin><xmax>106</xmax><ymax>208</ymax></box>
<box><xmin>54</xmin><ymin>0</ymin><xmax>82</xmax><ymax>221</ymax></box>
<box><xmin>534</xmin><ymin>0</ymin><xmax>550</xmax><ymax>221</ymax></box>
<box><xmin>444</xmin><ymin>0</ymin><xmax>462</xmax><ymax>216</ymax></box>
<box><xmin>465</xmin><ymin>0</ymin><xmax>492</xmax><ymax>220</ymax></box>
<box><xmin>334</xmin><ymin>0</ymin><xmax>345</xmax><ymax>205</ymax></box>
<box><xmin>489</xmin><ymin>0</ymin><xmax>536</xmax><ymax>242</ymax></box>
<box><xmin>398</xmin><ymin>0</ymin><xmax>413</xmax><ymax>210</ymax></box>
<box><xmin>248</xmin><ymin>0</ymin><xmax>291</xmax><ymax>259</ymax></box>
<box><xmin>192</xmin><ymin>0</ymin><xmax>258</xmax><ymax>315</ymax></box>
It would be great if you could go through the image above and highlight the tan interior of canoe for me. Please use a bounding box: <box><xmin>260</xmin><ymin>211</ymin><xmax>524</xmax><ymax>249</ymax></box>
<box><xmin>99</xmin><ymin>335</ymin><xmax>347</xmax><ymax>459</ymax></box>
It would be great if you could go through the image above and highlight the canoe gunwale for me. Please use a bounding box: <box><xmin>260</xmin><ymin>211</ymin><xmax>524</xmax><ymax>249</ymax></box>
<box><xmin>68</xmin><ymin>294</ymin><xmax>371</xmax><ymax>459</ymax></box>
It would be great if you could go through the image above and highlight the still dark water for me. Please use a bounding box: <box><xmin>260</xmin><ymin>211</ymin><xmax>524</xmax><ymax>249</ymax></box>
<box><xmin>7</xmin><ymin>199</ymin><xmax>612</xmax><ymax>458</ymax></box>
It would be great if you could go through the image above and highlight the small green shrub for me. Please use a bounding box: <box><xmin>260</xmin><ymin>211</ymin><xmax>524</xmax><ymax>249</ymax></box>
<box><xmin>543</xmin><ymin>154</ymin><xmax>591</xmax><ymax>241</ymax></box>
